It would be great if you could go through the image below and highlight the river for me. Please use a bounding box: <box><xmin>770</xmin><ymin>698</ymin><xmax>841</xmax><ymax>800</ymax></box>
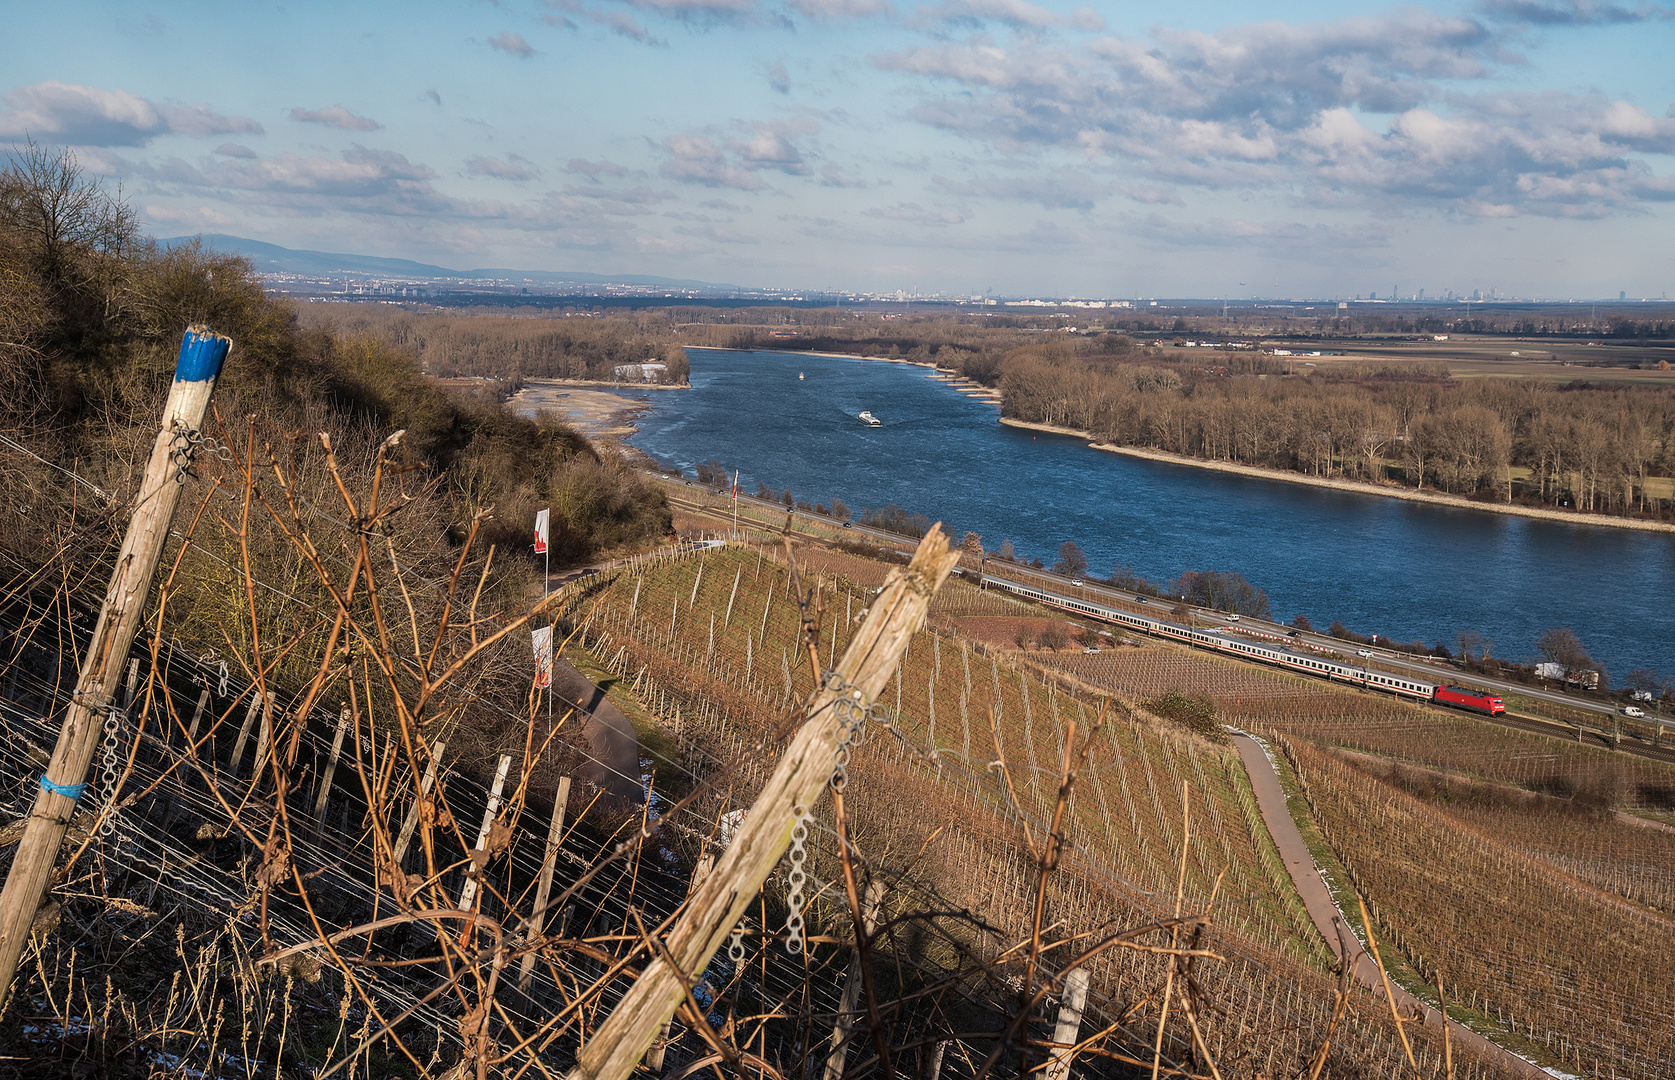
<box><xmin>617</xmin><ymin>347</ymin><xmax>1672</xmax><ymax>680</ymax></box>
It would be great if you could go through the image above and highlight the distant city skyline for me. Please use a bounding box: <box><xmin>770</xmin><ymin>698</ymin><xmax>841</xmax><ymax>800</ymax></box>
<box><xmin>5</xmin><ymin>0</ymin><xmax>1672</xmax><ymax>297</ymax></box>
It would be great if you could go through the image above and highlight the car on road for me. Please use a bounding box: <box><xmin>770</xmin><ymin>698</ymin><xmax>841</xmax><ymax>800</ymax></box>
<box><xmin>1070</xmin><ymin>578</ymin><xmax>1083</xmax><ymax>587</ymax></box>
<box><xmin>1287</xmin><ymin>629</ymin><xmax>1302</xmax><ymax>638</ymax></box>
<box><xmin>1622</xmin><ymin>705</ymin><xmax>1646</xmax><ymax>718</ymax></box>
<box><xmin>1136</xmin><ymin>596</ymin><xmax>1148</xmax><ymax>603</ymax></box>
<box><xmin>1356</xmin><ymin>649</ymin><xmax>1373</xmax><ymax>658</ymax></box>
<box><xmin>1226</xmin><ymin>614</ymin><xmax>1239</xmax><ymax>621</ymax></box>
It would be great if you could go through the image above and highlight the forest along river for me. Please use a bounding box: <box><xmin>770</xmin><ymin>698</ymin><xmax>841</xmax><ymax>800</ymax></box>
<box><xmin>604</xmin><ymin>347</ymin><xmax>1671</xmax><ymax>678</ymax></box>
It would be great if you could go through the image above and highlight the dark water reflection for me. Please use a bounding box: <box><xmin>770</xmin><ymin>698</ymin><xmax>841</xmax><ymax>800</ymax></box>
<box><xmin>622</xmin><ymin>348</ymin><xmax>1673</xmax><ymax>679</ymax></box>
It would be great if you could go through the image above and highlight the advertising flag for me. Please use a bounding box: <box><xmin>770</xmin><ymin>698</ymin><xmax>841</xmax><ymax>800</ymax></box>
<box><xmin>732</xmin><ymin>470</ymin><xmax>740</xmax><ymax>500</ymax></box>
<box><xmin>531</xmin><ymin>625</ymin><xmax>553</xmax><ymax>689</ymax></box>
<box><xmin>533</xmin><ymin>508</ymin><xmax>550</xmax><ymax>554</ymax></box>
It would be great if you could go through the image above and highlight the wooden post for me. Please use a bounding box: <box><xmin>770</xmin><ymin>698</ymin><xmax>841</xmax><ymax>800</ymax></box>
<box><xmin>458</xmin><ymin>754</ymin><xmax>513</xmax><ymax>911</ymax></box>
<box><xmin>391</xmin><ymin>740</ymin><xmax>446</xmax><ymax>867</ymax></box>
<box><xmin>646</xmin><ymin>850</ymin><xmax>714</xmax><ymax>1071</ymax></box>
<box><xmin>0</xmin><ymin>327</ymin><xmax>229</xmax><ymax>1004</ymax></box>
<box><xmin>519</xmin><ymin>774</ymin><xmax>573</xmax><ymax>993</ymax></box>
<box><xmin>927</xmin><ymin>1041</ymin><xmax>948</xmax><ymax>1080</ymax></box>
<box><xmin>122</xmin><ymin>658</ymin><xmax>140</xmax><ymax>708</ymax></box>
<box><xmin>1044</xmin><ymin>968</ymin><xmax>1089</xmax><ymax>1080</ymax></box>
<box><xmin>823</xmin><ymin>879</ymin><xmax>885</xmax><ymax>1080</ymax></box>
<box><xmin>311</xmin><ymin>707</ymin><xmax>353</xmax><ymax>828</ymax></box>
<box><xmin>563</xmin><ymin>526</ymin><xmax>958</xmax><ymax>1080</ymax></box>
<box><xmin>186</xmin><ymin>688</ymin><xmax>210</xmax><ymax>744</ymax></box>
<box><xmin>228</xmin><ymin>690</ymin><xmax>268</xmax><ymax>775</ymax></box>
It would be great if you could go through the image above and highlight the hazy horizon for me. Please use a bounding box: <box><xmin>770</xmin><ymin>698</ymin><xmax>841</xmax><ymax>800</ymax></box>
<box><xmin>6</xmin><ymin>0</ymin><xmax>1672</xmax><ymax>298</ymax></box>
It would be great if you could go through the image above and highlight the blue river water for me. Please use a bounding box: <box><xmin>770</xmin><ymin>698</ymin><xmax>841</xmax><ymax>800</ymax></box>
<box><xmin>619</xmin><ymin>348</ymin><xmax>1673</xmax><ymax>679</ymax></box>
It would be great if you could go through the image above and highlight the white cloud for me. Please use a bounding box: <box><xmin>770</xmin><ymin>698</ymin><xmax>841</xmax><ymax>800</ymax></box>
<box><xmin>660</xmin><ymin>135</ymin><xmax>766</xmax><ymax>189</ymax></box>
<box><xmin>0</xmin><ymin>81</ymin><xmax>261</xmax><ymax>147</ymax></box>
<box><xmin>488</xmin><ymin>31</ymin><xmax>536</xmax><ymax>57</ymax></box>
<box><xmin>466</xmin><ymin>154</ymin><xmax>540</xmax><ymax>181</ymax></box>
<box><xmin>783</xmin><ymin>0</ymin><xmax>892</xmax><ymax>18</ymax></box>
<box><xmin>874</xmin><ymin>13</ymin><xmax>1675</xmax><ymax>218</ymax></box>
<box><xmin>1479</xmin><ymin>0</ymin><xmax>1670</xmax><ymax>23</ymax></box>
<box><xmin>289</xmin><ymin>105</ymin><xmax>383</xmax><ymax>131</ymax></box>
<box><xmin>865</xmin><ymin>201</ymin><xmax>966</xmax><ymax>224</ymax></box>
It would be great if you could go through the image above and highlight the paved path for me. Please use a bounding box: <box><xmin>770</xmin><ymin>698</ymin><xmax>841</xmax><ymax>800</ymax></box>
<box><xmin>1230</xmin><ymin>733</ymin><xmax>1550</xmax><ymax>1080</ymax></box>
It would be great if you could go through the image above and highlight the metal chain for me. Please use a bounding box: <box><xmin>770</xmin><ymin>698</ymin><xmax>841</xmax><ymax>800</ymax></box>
<box><xmin>98</xmin><ymin>706</ymin><xmax>123</xmax><ymax>838</ymax></box>
<box><xmin>784</xmin><ymin>803</ymin><xmax>809</xmax><ymax>954</ymax></box>
<box><xmin>825</xmin><ymin>670</ymin><xmax>894</xmax><ymax>792</ymax></box>
<box><xmin>782</xmin><ymin>672</ymin><xmax>901</xmax><ymax>951</ymax></box>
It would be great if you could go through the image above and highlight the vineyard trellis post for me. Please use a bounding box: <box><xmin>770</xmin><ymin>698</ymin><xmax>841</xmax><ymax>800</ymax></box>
<box><xmin>822</xmin><ymin>877</ymin><xmax>885</xmax><ymax>1080</ymax></box>
<box><xmin>1045</xmin><ymin>967</ymin><xmax>1089</xmax><ymax>1080</ymax></box>
<box><xmin>0</xmin><ymin>327</ymin><xmax>230</xmax><ymax>1006</ymax></box>
<box><xmin>458</xmin><ymin>753</ymin><xmax>514</xmax><ymax>910</ymax></box>
<box><xmin>519</xmin><ymin>774</ymin><xmax>573</xmax><ymax>993</ymax></box>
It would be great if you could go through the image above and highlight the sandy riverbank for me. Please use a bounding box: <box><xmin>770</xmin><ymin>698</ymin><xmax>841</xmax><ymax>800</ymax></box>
<box><xmin>507</xmin><ymin>379</ymin><xmax>651</xmax><ymax>439</ymax></box>
<box><xmin>999</xmin><ymin>417</ymin><xmax>1675</xmax><ymax>534</ymax></box>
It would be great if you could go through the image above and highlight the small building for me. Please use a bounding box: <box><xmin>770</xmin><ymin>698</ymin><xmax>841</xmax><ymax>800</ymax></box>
<box><xmin>612</xmin><ymin>362</ymin><xmax>668</xmax><ymax>382</ymax></box>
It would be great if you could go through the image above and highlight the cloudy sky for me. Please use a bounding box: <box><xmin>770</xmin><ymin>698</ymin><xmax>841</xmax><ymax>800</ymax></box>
<box><xmin>5</xmin><ymin>0</ymin><xmax>1672</xmax><ymax>297</ymax></box>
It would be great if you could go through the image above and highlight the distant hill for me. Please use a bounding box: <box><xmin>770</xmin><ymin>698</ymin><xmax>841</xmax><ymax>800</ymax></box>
<box><xmin>158</xmin><ymin>234</ymin><xmax>741</xmax><ymax>292</ymax></box>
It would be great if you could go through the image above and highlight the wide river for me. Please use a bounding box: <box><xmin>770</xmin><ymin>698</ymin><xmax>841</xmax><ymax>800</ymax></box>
<box><xmin>618</xmin><ymin>348</ymin><xmax>1672</xmax><ymax>680</ymax></box>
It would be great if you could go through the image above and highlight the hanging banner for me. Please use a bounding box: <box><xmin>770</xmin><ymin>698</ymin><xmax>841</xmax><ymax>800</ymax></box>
<box><xmin>534</xmin><ymin>508</ymin><xmax>550</xmax><ymax>554</ymax></box>
<box><xmin>731</xmin><ymin>470</ymin><xmax>739</xmax><ymax>500</ymax></box>
<box><xmin>531</xmin><ymin>625</ymin><xmax>554</xmax><ymax>689</ymax></box>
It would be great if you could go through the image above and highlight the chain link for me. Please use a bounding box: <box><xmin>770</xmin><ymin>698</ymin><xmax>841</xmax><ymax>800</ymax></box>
<box><xmin>99</xmin><ymin>706</ymin><xmax>123</xmax><ymax>838</ymax></box>
<box><xmin>784</xmin><ymin>803</ymin><xmax>809</xmax><ymax>954</ymax></box>
<box><xmin>728</xmin><ymin>923</ymin><xmax>747</xmax><ymax>964</ymax></box>
<box><xmin>782</xmin><ymin>672</ymin><xmax>902</xmax><ymax>950</ymax></box>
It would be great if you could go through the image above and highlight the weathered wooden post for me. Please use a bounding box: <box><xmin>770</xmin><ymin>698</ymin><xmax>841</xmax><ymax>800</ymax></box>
<box><xmin>0</xmin><ymin>327</ymin><xmax>230</xmax><ymax>1004</ymax></box>
<box><xmin>391</xmin><ymin>740</ymin><xmax>446</xmax><ymax>866</ymax></box>
<box><xmin>1044</xmin><ymin>968</ymin><xmax>1089</xmax><ymax>1080</ymax></box>
<box><xmin>458</xmin><ymin>753</ymin><xmax>513</xmax><ymax>911</ymax></box>
<box><xmin>823</xmin><ymin>878</ymin><xmax>885</xmax><ymax>1080</ymax></box>
<box><xmin>518</xmin><ymin>774</ymin><xmax>573</xmax><ymax>993</ymax></box>
<box><xmin>564</xmin><ymin>526</ymin><xmax>958</xmax><ymax>1080</ymax></box>
<box><xmin>311</xmin><ymin>706</ymin><xmax>353</xmax><ymax>830</ymax></box>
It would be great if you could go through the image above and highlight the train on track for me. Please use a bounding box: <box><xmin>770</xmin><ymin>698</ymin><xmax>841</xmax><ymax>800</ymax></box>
<box><xmin>963</xmin><ymin>569</ymin><xmax>1506</xmax><ymax>717</ymax></box>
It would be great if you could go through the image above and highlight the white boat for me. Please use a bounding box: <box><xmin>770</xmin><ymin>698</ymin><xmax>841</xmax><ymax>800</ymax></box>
<box><xmin>799</xmin><ymin>371</ymin><xmax>805</xmax><ymax>380</ymax></box>
<box><xmin>858</xmin><ymin>411</ymin><xmax>881</xmax><ymax>427</ymax></box>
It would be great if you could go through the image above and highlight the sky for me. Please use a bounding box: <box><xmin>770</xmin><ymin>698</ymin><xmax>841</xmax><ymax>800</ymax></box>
<box><xmin>3</xmin><ymin>0</ymin><xmax>1673</xmax><ymax>297</ymax></box>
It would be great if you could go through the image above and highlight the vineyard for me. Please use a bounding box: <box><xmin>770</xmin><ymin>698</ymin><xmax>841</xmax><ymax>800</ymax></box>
<box><xmin>553</xmin><ymin>539</ymin><xmax>1518</xmax><ymax>1079</ymax></box>
<box><xmin>1360</xmin><ymin>755</ymin><xmax>1675</xmax><ymax>915</ymax></box>
<box><xmin>1282</xmin><ymin>739</ymin><xmax>1675</xmax><ymax>1080</ymax></box>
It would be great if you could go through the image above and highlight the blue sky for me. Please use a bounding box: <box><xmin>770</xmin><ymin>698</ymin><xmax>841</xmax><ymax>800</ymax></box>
<box><xmin>4</xmin><ymin>0</ymin><xmax>1672</xmax><ymax>296</ymax></box>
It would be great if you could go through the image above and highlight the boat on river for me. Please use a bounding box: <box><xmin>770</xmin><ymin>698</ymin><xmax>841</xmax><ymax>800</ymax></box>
<box><xmin>858</xmin><ymin>411</ymin><xmax>881</xmax><ymax>427</ymax></box>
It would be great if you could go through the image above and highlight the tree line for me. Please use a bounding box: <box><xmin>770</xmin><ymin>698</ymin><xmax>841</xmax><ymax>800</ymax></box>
<box><xmin>992</xmin><ymin>346</ymin><xmax>1675</xmax><ymax>520</ymax></box>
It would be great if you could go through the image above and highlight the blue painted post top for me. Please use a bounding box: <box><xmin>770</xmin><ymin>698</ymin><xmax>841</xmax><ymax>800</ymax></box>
<box><xmin>174</xmin><ymin>326</ymin><xmax>231</xmax><ymax>383</ymax></box>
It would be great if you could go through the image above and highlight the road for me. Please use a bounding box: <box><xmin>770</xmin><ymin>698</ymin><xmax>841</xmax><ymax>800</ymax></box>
<box><xmin>548</xmin><ymin>659</ymin><xmax>644</xmax><ymax>807</ymax></box>
<box><xmin>1230</xmin><ymin>733</ymin><xmax>1550</xmax><ymax>1080</ymax></box>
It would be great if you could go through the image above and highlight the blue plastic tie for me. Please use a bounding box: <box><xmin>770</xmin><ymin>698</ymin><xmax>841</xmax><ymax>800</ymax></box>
<box><xmin>40</xmin><ymin>775</ymin><xmax>88</xmax><ymax>800</ymax></box>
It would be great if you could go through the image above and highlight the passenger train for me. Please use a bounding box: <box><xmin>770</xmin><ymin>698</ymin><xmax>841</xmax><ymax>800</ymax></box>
<box><xmin>961</xmin><ymin>569</ymin><xmax>1506</xmax><ymax>716</ymax></box>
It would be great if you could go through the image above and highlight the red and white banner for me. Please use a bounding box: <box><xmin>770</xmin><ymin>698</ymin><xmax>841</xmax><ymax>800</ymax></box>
<box><xmin>533</xmin><ymin>508</ymin><xmax>550</xmax><ymax>554</ymax></box>
<box><xmin>731</xmin><ymin>470</ymin><xmax>740</xmax><ymax>500</ymax></box>
<box><xmin>531</xmin><ymin>625</ymin><xmax>553</xmax><ymax>689</ymax></box>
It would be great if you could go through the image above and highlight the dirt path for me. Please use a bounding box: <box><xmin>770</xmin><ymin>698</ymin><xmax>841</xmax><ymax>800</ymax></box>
<box><xmin>1230</xmin><ymin>733</ymin><xmax>1551</xmax><ymax>1080</ymax></box>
